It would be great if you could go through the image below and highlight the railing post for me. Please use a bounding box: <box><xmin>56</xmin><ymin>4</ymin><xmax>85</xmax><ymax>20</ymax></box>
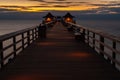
<box><xmin>22</xmin><ymin>33</ymin><xmax>24</xmax><ymax>50</ymax></box>
<box><xmin>38</xmin><ymin>24</ymin><xmax>41</xmax><ymax>39</ymax></box>
<box><xmin>32</xmin><ymin>29</ymin><xmax>34</xmax><ymax>41</ymax></box>
<box><xmin>112</xmin><ymin>41</ymin><xmax>116</xmax><ymax>66</ymax></box>
<box><xmin>27</xmin><ymin>31</ymin><xmax>30</xmax><ymax>46</ymax></box>
<box><xmin>38</xmin><ymin>24</ymin><xmax>46</xmax><ymax>39</ymax></box>
<box><xmin>35</xmin><ymin>28</ymin><xmax>37</xmax><ymax>39</ymax></box>
<box><xmin>100</xmin><ymin>36</ymin><xmax>104</xmax><ymax>56</ymax></box>
<box><xmin>93</xmin><ymin>33</ymin><xmax>95</xmax><ymax>49</ymax></box>
<box><xmin>81</xmin><ymin>29</ymin><xmax>85</xmax><ymax>42</ymax></box>
<box><xmin>0</xmin><ymin>41</ymin><xmax>4</xmax><ymax>68</ymax></box>
<box><xmin>87</xmin><ymin>30</ymin><xmax>89</xmax><ymax>44</ymax></box>
<box><xmin>13</xmin><ymin>36</ymin><xmax>16</xmax><ymax>58</ymax></box>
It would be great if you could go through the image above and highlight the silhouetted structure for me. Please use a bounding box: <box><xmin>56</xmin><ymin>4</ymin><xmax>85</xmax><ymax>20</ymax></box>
<box><xmin>63</xmin><ymin>12</ymin><xmax>75</xmax><ymax>23</ymax></box>
<box><xmin>43</xmin><ymin>12</ymin><xmax>55</xmax><ymax>23</ymax></box>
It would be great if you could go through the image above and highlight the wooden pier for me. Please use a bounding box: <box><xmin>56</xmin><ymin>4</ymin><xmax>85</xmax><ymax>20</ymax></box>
<box><xmin>0</xmin><ymin>22</ymin><xmax>120</xmax><ymax>80</ymax></box>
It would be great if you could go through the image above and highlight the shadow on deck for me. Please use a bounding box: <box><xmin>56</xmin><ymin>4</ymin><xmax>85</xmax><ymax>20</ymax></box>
<box><xmin>0</xmin><ymin>22</ymin><xmax>120</xmax><ymax>80</ymax></box>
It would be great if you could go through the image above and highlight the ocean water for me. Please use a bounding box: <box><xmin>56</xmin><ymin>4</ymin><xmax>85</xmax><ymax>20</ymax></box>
<box><xmin>0</xmin><ymin>20</ymin><xmax>120</xmax><ymax>37</ymax></box>
<box><xmin>76</xmin><ymin>20</ymin><xmax>120</xmax><ymax>37</ymax></box>
<box><xmin>0</xmin><ymin>20</ymin><xmax>41</xmax><ymax>36</ymax></box>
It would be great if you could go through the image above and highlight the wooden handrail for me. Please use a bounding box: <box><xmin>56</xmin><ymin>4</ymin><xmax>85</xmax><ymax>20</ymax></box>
<box><xmin>0</xmin><ymin>27</ymin><xmax>36</xmax><ymax>41</ymax></box>
<box><xmin>0</xmin><ymin>21</ymin><xmax>55</xmax><ymax>69</ymax></box>
<box><xmin>0</xmin><ymin>26</ymin><xmax>38</xmax><ymax>68</ymax></box>
<box><xmin>65</xmin><ymin>21</ymin><xmax>120</xmax><ymax>71</ymax></box>
<box><xmin>68</xmin><ymin>22</ymin><xmax>120</xmax><ymax>43</ymax></box>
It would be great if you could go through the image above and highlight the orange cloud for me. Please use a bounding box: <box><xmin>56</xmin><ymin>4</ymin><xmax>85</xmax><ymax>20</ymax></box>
<box><xmin>0</xmin><ymin>0</ymin><xmax>119</xmax><ymax>12</ymax></box>
<box><xmin>0</xmin><ymin>5</ymin><xmax>99</xmax><ymax>12</ymax></box>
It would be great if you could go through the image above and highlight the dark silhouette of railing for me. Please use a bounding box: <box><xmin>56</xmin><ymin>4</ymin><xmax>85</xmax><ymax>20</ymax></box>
<box><xmin>0</xmin><ymin>21</ymin><xmax>55</xmax><ymax>69</ymax></box>
<box><xmin>65</xmin><ymin>22</ymin><xmax>120</xmax><ymax>71</ymax></box>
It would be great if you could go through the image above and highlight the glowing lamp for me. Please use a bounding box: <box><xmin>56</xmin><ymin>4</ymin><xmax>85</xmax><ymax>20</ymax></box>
<box><xmin>65</xmin><ymin>17</ymin><xmax>72</xmax><ymax>22</ymax></box>
<box><xmin>46</xmin><ymin>17</ymin><xmax>52</xmax><ymax>22</ymax></box>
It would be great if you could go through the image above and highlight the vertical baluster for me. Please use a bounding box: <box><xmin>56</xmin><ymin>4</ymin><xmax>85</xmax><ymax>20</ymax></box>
<box><xmin>100</xmin><ymin>36</ymin><xmax>104</xmax><ymax>56</ymax></box>
<box><xmin>93</xmin><ymin>33</ymin><xmax>95</xmax><ymax>49</ymax></box>
<box><xmin>27</xmin><ymin>31</ymin><xmax>30</xmax><ymax>46</ymax></box>
<box><xmin>0</xmin><ymin>41</ymin><xmax>4</xmax><ymax>67</ymax></box>
<box><xmin>35</xmin><ymin>28</ymin><xmax>37</xmax><ymax>40</ymax></box>
<box><xmin>112</xmin><ymin>41</ymin><xmax>116</xmax><ymax>67</ymax></box>
<box><xmin>87</xmin><ymin>30</ymin><xmax>89</xmax><ymax>44</ymax></box>
<box><xmin>81</xmin><ymin>29</ymin><xmax>85</xmax><ymax>42</ymax></box>
<box><xmin>13</xmin><ymin>36</ymin><xmax>16</xmax><ymax>58</ymax></box>
<box><xmin>36</xmin><ymin>27</ymin><xmax>38</xmax><ymax>39</ymax></box>
<box><xmin>37</xmin><ymin>27</ymin><xmax>39</xmax><ymax>38</ymax></box>
<box><xmin>33</xmin><ymin>28</ymin><xmax>35</xmax><ymax>40</ymax></box>
<box><xmin>38</xmin><ymin>24</ymin><xmax>41</xmax><ymax>39</ymax></box>
<box><xmin>22</xmin><ymin>33</ymin><xmax>24</xmax><ymax>50</ymax></box>
<box><xmin>32</xmin><ymin>29</ymin><xmax>34</xmax><ymax>41</ymax></box>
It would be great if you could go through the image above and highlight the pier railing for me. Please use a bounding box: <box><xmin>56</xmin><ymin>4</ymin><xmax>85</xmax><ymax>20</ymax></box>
<box><xmin>0</xmin><ymin>21</ymin><xmax>55</xmax><ymax>69</ymax></box>
<box><xmin>65</xmin><ymin>22</ymin><xmax>120</xmax><ymax>71</ymax></box>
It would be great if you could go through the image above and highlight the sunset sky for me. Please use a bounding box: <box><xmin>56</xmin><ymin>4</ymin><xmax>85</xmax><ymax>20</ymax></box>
<box><xmin>0</xmin><ymin>0</ymin><xmax>120</xmax><ymax>14</ymax></box>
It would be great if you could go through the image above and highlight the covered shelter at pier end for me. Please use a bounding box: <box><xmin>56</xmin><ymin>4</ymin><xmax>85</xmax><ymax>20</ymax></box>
<box><xmin>43</xmin><ymin>12</ymin><xmax>55</xmax><ymax>23</ymax></box>
<box><xmin>63</xmin><ymin>12</ymin><xmax>75</xmax><ymax>23</ymax></box>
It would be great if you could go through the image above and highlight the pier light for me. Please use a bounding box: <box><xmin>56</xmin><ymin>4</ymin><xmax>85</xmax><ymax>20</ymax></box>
<box><xmin>63</xmin><ymin>12</ymin><xmax>75</xmax><ymax>23</ymax></box>
<box><xmin>65</xmin><ymin>17</ymin><xmax>72</xmax><ymax>22</ymax></box>
<box><xmin>46</xmin><ymin>17</ymin><xmax>52</xmax><ymax>22</ymax></box>
<box><xmin>43</xmin><ymin>12</ymin><xmax>55</xmax><ymax>23</ymax></box>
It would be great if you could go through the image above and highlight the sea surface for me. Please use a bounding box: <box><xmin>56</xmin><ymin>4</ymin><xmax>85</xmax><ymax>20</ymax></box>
<box><xmin>0</xmin><ymin>20</ymin><xmax>120</xmax><ymax>37</ymax></box>
<box><xmin>0</xmin><ymin>20</ymin><xmax>41</xmax><ymax>36</ymax></box>
<box><xmin>76</xmin><ymin>20</ymin><xmax>120</xmax><ymax>37</ymax></box>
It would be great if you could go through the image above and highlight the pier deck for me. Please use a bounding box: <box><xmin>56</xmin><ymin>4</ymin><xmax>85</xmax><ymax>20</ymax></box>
<box><xmin>0</xmin><ymin>22</ymin><xmax>120</xmax><ymax>80</ymax></box>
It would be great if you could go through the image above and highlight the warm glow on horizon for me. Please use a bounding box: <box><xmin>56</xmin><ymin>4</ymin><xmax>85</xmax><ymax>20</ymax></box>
<box><xmin>27</xmin><ymin>5</ymin><xmax>99</xmax><ymax>12</ymax></box>
<box><xmin>0</xmin><ymin>0</ymin><xmax>120</xmax><ymax>12</ymax></box>
<box><xmin>0</xmin><ymin>5</ymin><xmax>99</xmax><ymax>12</ymax></box>
<box><xmin>0</xmin><ymin>0</ymin><xmax>39</xmax><ymax>6</ymax></box>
